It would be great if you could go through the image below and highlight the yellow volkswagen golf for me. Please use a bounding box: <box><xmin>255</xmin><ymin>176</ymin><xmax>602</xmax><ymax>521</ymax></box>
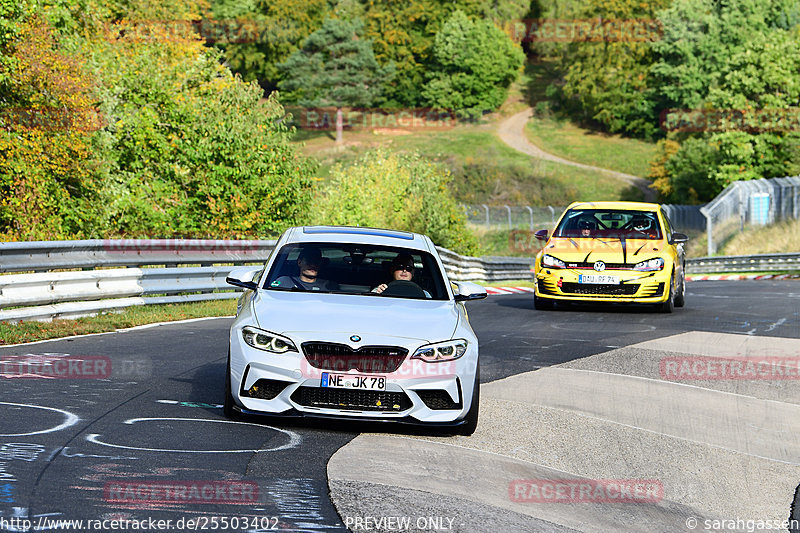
<box><xmin>533</xmin><ymin>202</ymin><xmax>688</xmax><ymax>312</ymax></box>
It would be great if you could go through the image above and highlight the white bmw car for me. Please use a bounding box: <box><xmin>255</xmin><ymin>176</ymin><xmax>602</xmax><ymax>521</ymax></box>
<box><xmin>223</xmin><ymin>226</ymin><xmax>487</xmax><ymax>435</ymax></box>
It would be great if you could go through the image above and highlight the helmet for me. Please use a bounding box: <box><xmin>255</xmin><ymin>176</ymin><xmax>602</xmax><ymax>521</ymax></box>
<box><xmin>630</xmin><ymin>216</ymin><xmax>653</xmax><ymax>232</ymax></box>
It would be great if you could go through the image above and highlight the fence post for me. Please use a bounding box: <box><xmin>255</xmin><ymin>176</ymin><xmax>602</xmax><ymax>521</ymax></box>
<box><xmin>482</xmin><ymin>204</ymin><xmax>489</xmax><ymax>226</ymax></box>
<box><xmin>524</xmin><ymin>206</ymin><xmax>533</xmax><ymax>230</ymax></box>
<box><xmin>505</xmin><ymin>205</ymin><xmax>512</xmax><ymax>230</ymax></box>
<box><xmin>548</xmin><ymin>206</ymin><xmax>555</xmax><ymax>225</ymax></box>
<box><xmin>707</xmin><ymin>214</ymin><xmax>714</xmax><ymax>256</ymax></box>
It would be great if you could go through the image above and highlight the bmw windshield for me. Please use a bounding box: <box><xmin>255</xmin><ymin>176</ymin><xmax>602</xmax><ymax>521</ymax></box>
<box><xmin>263</xmin><ymin>243</ymin><xmax>449</xmax><ymax>300</ymax></box>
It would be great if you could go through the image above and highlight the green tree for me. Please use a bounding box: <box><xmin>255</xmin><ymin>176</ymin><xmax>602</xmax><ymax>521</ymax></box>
<box><xmin>554</xmin><ymin>0</ymin><xmax>670</xmax><ymax>138</ymax></box>
<box><xmin>278</xmin><ymin>17</ymin><xmax>393</xmax><ymax>144</ymax></box>
<box><xmin>361</xmin><ymin>0</ymin><xmax>529</xmax><ymax>107</ymax></box>
<box><xmin>314</xmin><ymin>149</ymin><xmax>479</xmax><ymax>255</ymax></box>
<box><xmin>422</xmin><ymin>10</ymin><xmax>524</xmax><ymax>116</ymax></box>
<box><xmin>213</xmin><ymin>0</ymin><xmax>331</xmax><ymax>93</ymax></box>
<box><xmin>0</xmin><ymin>14</ymin><xmax>103</xmax><ymax>240</ymax></box>
<box><xmin>648</xmin><ymin>0</ymin><xmax>800</xmax><ymax>202</ymax></box>
<box><xmin>0</xmin><ymin>0</ymin><xmax>35</xmax><ymax>97</ymax></box>
<box><xmin>89</xmin><ymin>21</ymin><xmax>315</xmax><ymax>237</ymax></box>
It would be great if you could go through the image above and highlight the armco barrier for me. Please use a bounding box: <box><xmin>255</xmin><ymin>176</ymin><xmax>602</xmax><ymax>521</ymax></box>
<box><xmin>0</xmin><ymin>239</ymin><xmax>798</xmax><ymax>323</ymax></box>
<box><xmin>0</xmin><ymin>239</ymin><xmax>275</xmax><ymax>272</ymax></box>
<box><xmin>685</xmin><ymin>253</ymin><xmax>800</xmax><ymax>274</ymax></box>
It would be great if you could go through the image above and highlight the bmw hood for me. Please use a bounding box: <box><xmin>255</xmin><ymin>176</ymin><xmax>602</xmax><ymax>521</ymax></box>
<box><xmin>544</xmin><ymin>237</ymin><xmax>664</xmax><ymax>265</ymax></box>
<box><xmin>250</xmin><ymin>290</ymin><xmax>459</xmax><ymax>343</ymax></box>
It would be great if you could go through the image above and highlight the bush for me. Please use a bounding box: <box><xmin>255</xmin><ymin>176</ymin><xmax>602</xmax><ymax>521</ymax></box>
<box><xmin>422</xmin><ymin>10</ymin><xmax>524</xmax><ymax>116</ymax></box>
<box><xmin>0</xmin><ymin>15</ymin><xmax>103</xmax><ymax>240</ymax></box>
<box><xmin>90</xmin><ymin>18</ymin><xmax>315</xmax><ymax>238</ymax></box>
<box><xmin>313</xmin><ymin>149</ymin><xmax>479</xmax><ymax>255</ymax></box>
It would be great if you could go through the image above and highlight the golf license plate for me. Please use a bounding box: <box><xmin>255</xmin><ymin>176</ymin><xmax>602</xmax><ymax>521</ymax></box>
<box><xmin>321</xmin><ymin>372</ymin><xmax>386</xmax><ymax>391</ymax></box>
<box><xmin>579</xmin><ymin>274</ymin><xmax>619</xmax><ymax>284</ymax></box>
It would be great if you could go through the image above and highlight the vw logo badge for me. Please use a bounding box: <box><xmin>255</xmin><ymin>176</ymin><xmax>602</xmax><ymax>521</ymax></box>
<box><xmin>350</xmin><ymin>335</ymin><xmax>361</xmax><ymax>343</ymax></box>
<box><xmin>593</xmin><ymin>261</ymin><xmax>606</xmax><ymax>272</ymax></box>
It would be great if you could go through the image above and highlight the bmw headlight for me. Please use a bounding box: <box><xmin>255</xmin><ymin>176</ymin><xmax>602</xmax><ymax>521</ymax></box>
<box><xmin>412</xmin><ymin>339</ymin><xmax>468</xmax><ymax>363</ymax></box>
<box><xmin>633</xmin><ymin>258</ymin><xmax>665</xmax><ymax>272</ymax></box>
<box><xmin>241</xmin><ymin>326</ymin><xmax>297</xmax><ymax>353</ymax></box>
<box><xmin>542</xmin><ymin>254</ymin><xmax>566</xmax><ymax>269</ymax></box>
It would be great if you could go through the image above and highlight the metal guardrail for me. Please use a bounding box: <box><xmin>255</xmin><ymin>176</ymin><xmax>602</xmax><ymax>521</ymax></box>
<box><xmin>0</xmin><ymin>240</ymin><xmax>798</xmax><ymax>323</ymax></box>
<box><xmin>0</xmin><ymin>239</ymin><xmax>275</xmax><ymax>272</ymax></box>
<box><xmin>685</xmin><ymin>253</ymin><xmax>800</xmax><ymax>274</ymax></box>
<box><xmin>435</xmin><ymin>247</ymin><xmax>533</xmax><ymax>282</ymax></box>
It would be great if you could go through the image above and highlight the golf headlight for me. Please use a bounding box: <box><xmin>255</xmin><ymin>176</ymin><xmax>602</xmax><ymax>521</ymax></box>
<box><xmin>633</xmin><ymin>257</ymin><xmax>665</xmax><ymax>271</ymax></box>
<box><xmin>412</xmin><ymin>339</ymin><xmax>468</xmax><ymax>363</ymax></box>
<box><xmin>241</xmin><ymin>326</ymin><xmax>297</xmax><ymax>353</ymax></box>
<box><xmin>542</xmin><ymin>254</ymin><xmax>566</xmax><ymax>269</ymax></box>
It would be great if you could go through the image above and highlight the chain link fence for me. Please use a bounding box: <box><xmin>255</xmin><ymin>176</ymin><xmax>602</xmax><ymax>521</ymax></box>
<box><xmin>463</xmin><ymin>204</ymin><xmax>564</xmax><ymax>230</ymax></box>
<box><xmin>700</xmin><ymin>176</ymin><xmax>800</xmax><ymax>255</ymax></box>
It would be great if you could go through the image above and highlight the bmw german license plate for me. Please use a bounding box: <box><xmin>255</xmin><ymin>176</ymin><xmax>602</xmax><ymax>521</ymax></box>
<box><xmin>579</xmin><ymin>274</ymin><xmax>619</xmax><ymax>284</ymax></box>
<box><xmin>321</xmin><ymin>372</ymin><xmax>386</xmax><ymax>391</ymax></box>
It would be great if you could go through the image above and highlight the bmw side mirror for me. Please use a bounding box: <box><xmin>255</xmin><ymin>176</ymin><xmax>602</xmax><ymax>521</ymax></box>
<box><xmin>226</xmin><ymin>267</ymin><xmax>261</xmax><ymax>291</ymax></box>
<box><xmin>453</xmin><ymin>281</ymin><xmax>488</xmax><ymax>302</ymax></box>
<box><xmin>534</xmin><ymin>229</ymin><xmax>549</xmax><ymax>242</ymax></box>
<box><xmin>669</xmin><ymin>232</ymin><xmax>688</xmax><ymax>245</ymax></box>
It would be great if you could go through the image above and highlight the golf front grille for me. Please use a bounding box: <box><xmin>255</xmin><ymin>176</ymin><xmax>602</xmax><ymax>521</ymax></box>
<box><xmin>291</xmin><ymin>386</ymin><xmax>412</xmax><ymax>412</ymax></box>
<box><xmin>559</xmin><ymin>282</ymin><xmax>639</xmax><ymax>296</ymax></box>
<box><xmin>301</xmin><ymin>342</ymin><xmax>408</xmax><ymax>373</ymax></box>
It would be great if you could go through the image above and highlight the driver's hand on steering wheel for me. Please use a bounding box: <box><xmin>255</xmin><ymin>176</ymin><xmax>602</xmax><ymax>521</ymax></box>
<box><xmin>372</xmin><ymin>283</ymin><xmax>388</xmax><ymax>294</ymax></box>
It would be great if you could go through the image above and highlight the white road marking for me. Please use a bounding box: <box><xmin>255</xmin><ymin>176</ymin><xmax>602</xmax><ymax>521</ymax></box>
<box><xmin>0</xmin><ymin>402</ymin><xmax>79</xmax><ymax>437</ymax></box>
<box><xmin>765</xmin><ymin>318</ymin><xmax>787</xmax><ymax>332</ymax></box>
<box><xmin>86</xmin><ymin>417</ymin><xmax>301</xmax><ymax>453</ymax></box>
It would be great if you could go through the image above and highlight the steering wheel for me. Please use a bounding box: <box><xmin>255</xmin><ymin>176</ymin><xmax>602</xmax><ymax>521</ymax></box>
<box><xmin>380</xmin><ymin>280</ymin><xmax>427</xmax><ymax>298</ymax></box>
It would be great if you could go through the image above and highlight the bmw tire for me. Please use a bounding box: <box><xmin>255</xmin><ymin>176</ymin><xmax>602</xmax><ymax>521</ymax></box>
<box><xmin>456</xmin><ymin>368</ymin><xmax>480</xmax><ymax>436</ymax></box>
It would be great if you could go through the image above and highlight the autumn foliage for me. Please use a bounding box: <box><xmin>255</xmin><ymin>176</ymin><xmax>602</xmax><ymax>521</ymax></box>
<box><xmin>0</xmin><ymin>1</ymin><xmax>315</xmax><ymax>241</ymax></box>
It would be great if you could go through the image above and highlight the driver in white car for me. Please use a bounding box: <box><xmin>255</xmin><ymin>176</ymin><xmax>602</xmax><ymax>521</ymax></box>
<box><xmin>372</xmin><ymin>252</ymin><xmax>431</xmax><ymax>297</ymax></box>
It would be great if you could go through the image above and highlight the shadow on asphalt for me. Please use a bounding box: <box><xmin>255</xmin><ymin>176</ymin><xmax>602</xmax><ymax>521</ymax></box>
<box><xmin>493</xmin><ymin>296</ymin><xmax>669</xmax><ymax>314</ymax></box>
<box><xmin>230</xmin><ymin>412</ymin><xmax>468</xmax><ymax>438</ymax></box>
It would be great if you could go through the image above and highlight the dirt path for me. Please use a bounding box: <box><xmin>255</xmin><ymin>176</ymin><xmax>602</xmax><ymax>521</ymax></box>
<box><xmin>498</xmin><ymin>108</ymin><xmax>657</xmax><ymax>202</ymax></box>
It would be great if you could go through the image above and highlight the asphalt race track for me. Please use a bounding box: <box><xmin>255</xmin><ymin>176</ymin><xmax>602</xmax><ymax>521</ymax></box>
<box><xmin>0</xmin><ymin>281</ymin><xmax>798</xmax><ymax>532</ymax></box>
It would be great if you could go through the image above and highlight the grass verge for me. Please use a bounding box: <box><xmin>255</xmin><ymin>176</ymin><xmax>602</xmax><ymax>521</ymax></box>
<box><xmin>716</xmin><ymin>218</ymin><xmax>800</xmax><ymax>256</ymax></box>
<box><xmin>298</xmin><ymin>125</ymin><xmax>640</xmax><ymax>204</ymax></box>
<box><xmin>0</xmin><ymin>299</ymin><xmax>237</xmax><ymax>345</ymax></box>
<box><xmin>523</xmin><ymin>115</ymin><xmax>657</xmax><ymax>178</ymax></box>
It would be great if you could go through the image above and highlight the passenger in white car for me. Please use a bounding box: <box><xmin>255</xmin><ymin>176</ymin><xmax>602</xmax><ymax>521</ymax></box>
<box><xmin>274</xmin><ymin>247</ymin><xmax>339</xmax><ymax>291</ymax></box>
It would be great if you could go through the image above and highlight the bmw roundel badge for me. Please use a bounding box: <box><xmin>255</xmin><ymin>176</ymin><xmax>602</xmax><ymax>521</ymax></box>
<box><xmin>350</xmin><ymin>335</ymin><xmax>361</xmax><ymax>343</ymax></box>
